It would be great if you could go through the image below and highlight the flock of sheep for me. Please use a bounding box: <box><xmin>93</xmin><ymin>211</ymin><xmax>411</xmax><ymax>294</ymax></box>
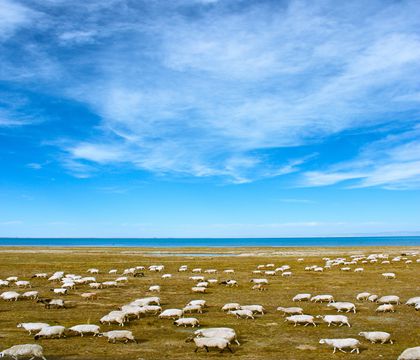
<box><xmin>0</xmin><ymin>251</ymin><xmax>419</xmax><ymax>359</ymax></box>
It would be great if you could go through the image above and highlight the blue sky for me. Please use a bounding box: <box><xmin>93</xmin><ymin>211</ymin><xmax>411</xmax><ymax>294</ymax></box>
<box><xmin>1</xmin><ymin>0</ymin><xmax>420</xmax><ymax>238</ymax></box>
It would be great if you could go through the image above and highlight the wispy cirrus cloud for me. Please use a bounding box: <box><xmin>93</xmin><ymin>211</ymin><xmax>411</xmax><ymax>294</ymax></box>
<box><xmin>2</xmin><ymin>0</ymin><xmax>420</xmax><ymax>186</ymax></box>
<box><xmin>303</xmin><ymin>127</ymin><xmax>420</xmax><ymax>189</ymax></box>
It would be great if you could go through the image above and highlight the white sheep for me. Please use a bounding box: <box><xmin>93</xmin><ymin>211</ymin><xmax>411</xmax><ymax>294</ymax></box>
<box><xmin>108</xmin><ymin>269</ymin><xmax>117</xmax><ymax>274</ymax></box>
<box><xmin>276</xmin><ymin>307</ymin><xmax>303</xmax><ymax>316</ymax></box>
<box><xmin>196</xmin><ymin>281</ymin><xmax>209</xmax><ymax>288</ymax></box>
<box><xmin>174</xmin><ymin>317</ymin><xmax>200</xmax><ymax>327</ymax></box>
<box><xmin>149</xmin><ymin>285</ymin><xmax>161</xmax><ymax>293</ymax></box>
<box><xmin>115</xmin><ymin>276</ymin><xmax>128</xmax><ymax>283</ymax></box>
<box><xmin>130</xmin><ymin>296</ymin><xmax>160</xmax><ymax>306</ymax></box>
<box><xmin>17</xmin><ymin>323</ymin><xmax>50</xmax><ymax>335</ymax></box>
<box><xmin>183</xmin><ymin>304</ymin><xmax>203</xmax><ymax>314</ymax></box>
<box><xmin>356</xmin><ymin>292</ymin><xmax>371</xmax><ymax>301</ymax></box>
<box><xmin>159</xmin><ymin>309</ymin><xmax>183</xmax><ymax>319</ymax></box>
<box><xmin>354</xmin><ymin>268</ymin><xmax>364</xmax><ymax>273</ymax></box>
<box><xmin>285</xmin><ymin>315</ymin><xmax>317</xmax><ymax>327</ymax></box>
<box><xmin>319</xmin><ymin>338</ymin><xmax>360</xmax><ymax>354</ymax></box>
<box><xmin>34</xmin><ymin>326</ymin><xmax>66</xmax><ymax>340</ymax></box>
<box><xmin>21</xmin><ymin>291</ymin><xmax>39</xmax><ymax>300</ymax></box>
<box><xmin>191</xmin><ymin>337</ymin><xmax>233</xmax><ymax>353</ymax></box>
<box><xmin>382</xmin><ymin>272</ymin><xmax>396</xmax><ymax>279</ymax></box>
<box><xmin>194</xmin><ymin>327</ymin><xmax>240</xmax><ymax>345</ymax></box>
<box><xmin>141</xmin><ymin>305</ymin><xmax>162</xmax><ymax>314</ymax></box>
<box><xmin>192</xmin><ymin>268</ymin><xmax>202</xmax><ymax>273</ymax></box>
<box><xmin>1</xmin><ymin>291</ymin><xmax>20</xmax><ymax>301</ymax></box>
<box><xmin>327</xmin><ymin>302</ymin><xmax>357</xmax><ymax>313</ymax></box>
<box><xmin>293</xmin><ymin>293</ymin><xmax>311</xmax><ymax>302</ymax></box>
<box><xmin>0</xmin><ymin>280</ymin><xmax>9</xmax><ymax>287</ymax></box>
<box><xmin>311</xmin><ymin>294</ymin><xmax>334</xmax><ymax>303</ymax></box>
<box><xmin>0</xmin><ymin>344</ymin><xmax>46</xmax><ymax>360</ymax></box>
<box><xmin>368</xmin><ymin>294</ymin><xmax>379</xmax><ymax>302</ymax></box>
<box><xmin>51</xmin><ymin>288</ymin><xmax>67</xmax><ymax>295</ymax></box>
<box><xmin>87</xmin><ymin>268</ymin><xmax>99</xmax><ymax>274</ymax></box>
<box><xmin>89</xmin><ymin>282</ymin><xmax>102</xmax><ymax>289</ymax></box>
<box><xmin>80</xmin><ymin>292</ymin><xmax>97</xmax><ymax>301</ymax></box>
<box><xmin>376</xmin><ymin>304</ymin><xmax>395</xmax><ymax>313</ymax></box>
<box><xmin>282</xmin><ymin>271</ymin><xmax>292</xmax><ymax>277</ymax></box>
<box><xmin>187</xmin><ymin>300</ymin><xmax>206</xmax><ymax>308</ymax></box>
<box><xmin>358</xmin><ymin>331</ymin><xmax>393</xmax><ymax>344</ymax></box>
<box><xmin>100</xmin><ymin>311</ymin><xmax>127</xmax><ymax>326</ymax></box>
<box><xmin>317</xmin><ymin>315</ymin><xmax>350</xmax><ymax>327</ymax></box>
<box><xmin>192</xmin><ymin>286</ymin><xmax>206</xmax><ymax>293</ymax></box>
<box><xmin>100</xmin><ymin>330</ymin><xmax>136</xmax><ymax>343</ymax></box>
<box><xmin>162</xmin><ymin>274</ymin><xmax>172</xmax><ymax>279</ymax></box>
<box><xmin>6</xmin><ymin>277</ymin><xmax>18</xmax><ymax>282</ymax></box>
<box><xmin>250</xmin><ymin>278</ymin><xmax>268</xmax><ymax>285</ymax></box>
<box><xmin>15</xmin><ymin>281</ymin><xmax>31</xmax><ymax>288</ymax></box>
<box><xmin>228</xmin><ymin>309</ymin><xmax>254</xmax><ymax>319</ymax></box>
<box><xmin>189</xmin><ymin>276</ymin><xmax>205</xmax><ymax>281</ymax></box>
<box><xmin>378</xmin><ymin>295</ymin><xmax>400</xmax><ymax>304</ymax></box>
<box><xmin>397</xmin><ymin>346</ymin><xmax>420</xmax><ymax>360</ymax></box>
<box><xmin>222</xmin><ymin>303</ymin><xmax>241</xmax><ymax>311</ymax></box>
<box><xmin>240</xmin><ymin>305</ymin><xmax>265</xmax><ymax>314</ymax></box>
<box><xmin>121</xmin><ymin>305</ymin><xmax>146</xmax><ymax>319</ymax></box>
<box><xmin>69</xmin><ymin>325</ymin><xmax>100</xmax><ymax>337</ymax></box>
<box><xmin>406</xmin><ymin>297</ymin><xmax>420</xmax><ymax>306</ymax></box>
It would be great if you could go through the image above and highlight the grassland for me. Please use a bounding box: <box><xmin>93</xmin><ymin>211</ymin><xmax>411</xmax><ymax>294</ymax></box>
<box><xmin>0</xmin><ymin>246</ymin><xmax>419</xmax><ymax>360</ymax></box>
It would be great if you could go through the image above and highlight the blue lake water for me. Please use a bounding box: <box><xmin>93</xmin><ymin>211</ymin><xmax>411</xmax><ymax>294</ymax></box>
<box><xmin>0</xmin><ymin>236</ymin><xmax>419</xmax><ymax>247</ymax></box>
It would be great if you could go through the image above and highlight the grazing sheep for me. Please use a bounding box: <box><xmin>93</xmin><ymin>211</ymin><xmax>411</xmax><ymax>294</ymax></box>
<box><xmin>130</xmin><ymin>296</ymin><xmax>160</xmax><ymax>306</ymax></box>
<box><xmin>87</xmin><ymin>268</ymin><xmax>99</xmax><ymax>274</ymax></box>
<box><xmin>221</xmin><ymin>280</ymin><xmax>238</xmax><ymax>287</ymax></box>
<box><xmin>311</xmin><ymin>294</ymin><xmax>334</xmax><ymax>303</ymax></box>
<box><xmin>397</xmin><ymin>346</ymin><xmax>420</xmax><ymax>360</ymax></box>
<box><xmin>356</xmin><ymin>292</ymin><xmax>371</xmax><ymax>301</ymax></box>
<box><xmin>149</xmin><ymin>285</ymin><xmax>161</xmax><ymax>293</ymax></box>
<box><xmin>183</xmin><ymin>304</ymin><xmax>203</xmax><ymax>314</ymax></box>
<box><xmin>285</xmin><ymin>315</ymin><xmax>317</xmax><ymax>327</ymax></box>
<box><xmin>240</xmin><ymin>305</ymin><xmax>265</xmax><ymax>314</ymax></box>
<box><xmin>192</xmin><ymin>268</ymin><xmax>202</xmax><ymax>273</ymax></box>
<box><xmin>17</xmin><ymin>323</ymin><xmax>50</xmax><ymax>335</ymax></box>
<box><xmin>354</xmin><ymin>268</ymin><xmax>364</xmax><ymax>273</ymax></box>
<box><xmin>100</xmin><ymin>330</ymin><xmax>136</xmax><ymax>343</ymax></box>
<box><xmin>101</xmin><ymin>281</ymin><xmax>118</xmax><ymax>288</ymax></box>
<box><xmin>6</xmin><ymin>277</ymin><xmax>18</xmax><ymax>282</ymax></box>
<box><xmin>115</xmin><ymin>276</ymin><xmax>128</xmax><ymax>283</ymax></box>
<box><xmin>187</xmin><ymin>300</ymin><xmax>206</xmax><ymax>308</ymax></box>
<box><xmin>15</xmin><ymin>281</ymin><xmax>31</xmax><ymax>288</ymax></box>
<box><xmin>224</xmin><ymin>269</ymin><xmax>235</xmax><ymax>274</ymax></box>
<box><xmin>0</xmin><ymin>280</ymin><xmax>9</xmax><ymax>287</ymax></box>
<box><xmin>317</xmin><ymin>315</ymin><xmax>351</xmax><ymax>327</ymax></box>
<box><xmin>0</xmin><ymin>344</ymin><xmax>46</xmax><ymax>360</ymax></box>
<box><xmin>190</xmin><ymin>337</ymin><xmax>233</xmax><ymax>353</ymax></box>
<box><xmin>196</xmin><ymin>281</ymin><xmax>209</xmax><ymax>288</ymax></box>
<box><xmin>192</xmin><ymin>286</ymin><xmax>206</xmax><ymax>293</ymax></box>
<box><xmin>21</xmin><ymin>291</ymin><xmax>39</xmax><ymax>300</ymax></box>
<box><xmin>368</xmin><ymin>294</ymin><xmax>379</xmax><ymax>302</ymax></box>
<box><xmin>358</xmin><ymin>331</ymin><xmax>393</xmax><ymax>344</ymax></box>
<box><xmin>319</xmin><ymin>338</ymin><xmax>360</xmax><ymax>354</ymax></box>
<box><xmin>406</xmin><ymin>297</ymin><xmax>420</xmax><ymax>306</ymax></box>
<box><xmin>382</xmin><ymin>272</ymin><xmax>396</xmax><ymax>279</ymax></box>
<box><xmin>250</xmin><ymin>278</ymin><xmax>268</xmax><ymax>285</ymax></box>
<box><xmin>327</xmin><ymin>302</ymin><xmax>357</xmax><ymax>313</ymax></box>
<box><xmin>1</xmin><ymin>291</ymin><xmax>20</xmax><ymax>301</ymax></box>
<box><xmin>193</xmin><ymin>328</ymin><xmax>240</xmax><ymax>345</ymax></box>
<box><xmin>121</xmin><ymin>305</ymin><xmax>146</xmax><ymax>319</ymax></box>
<box><xmin>189</xmin><ymin>276</ymin><xmax>205</xmax><ymax>282</ymax></box>
<box><xmin>378</xmin><ymin>295</ymin><xmax>400</xmax><ymax>304</ymax></box>
<box><xmin>34</xmin><ymin>326</ymin><xmax>66</xmax><ymax>340</ymax></box>
<box><xmin>159</xmin><ymin>309</ymin><xmax>183</xmax><ymax>319</ymax></box>
<box><xmin>161</xmin><ymin>274</ymin><xmax>172</xmax><ymax>279</ymax></box>
<box><xmin>228</xmin><ymin>309</ymin><xmax>254</xmax><ymax>319</ymax></box>
<box><xmin>276</xmin><ymin>307</ymin><xmax>303</xmax><ymax>316</ymax></box>
<box><xmin>222</xmin><ymin>303</ymin><xmax>241</xmax><ymax>311</ymax></box>
<box><xmin>68</xmin><ymin>325</ymin><xmax>100</xmax><ymax>337</ymax></box>
<box><xmin>141</xmin><ymin>305</ymin><xmax>162</xmax><ymax>314</ymax></box>
<box><xmin>80</xmin><ymin>292</ymin><xmax>97</xmax><ymax>301</ymax></box>
<box><xmin>282</xmin><ymin>271</ymin><xmax>292</xmax><ymax>277</ymax></box>
<box><xmin>100</xmin><ymin>311</ymin><xmax>127</xmax><ymax>326</ymax></box>
<box><xmin>376</xmin><ymin>304</ymin><xmax>395</xmax><ymax>313</ymax></box>
<box><xmin>89</xmin><ymin>282</ymin><xmax>102</xmax><ymax>289</ymax></box>
<box><xmin>293</xmin><ymin>293</ymin><xmax>311</xmax><ymax>302</ymax></box>
<box><xmin>108</xmin><ymin>269</ymin><xmax>117</xmax><ymax>274</ymax></box>
<box><xmin>50</xmin><ymin>288</ymin><xmax>67</xmax><ymax>295</ymax></box>
<box><xmin>174</xmin><ymin>317</ymin><xmax>200</xmax><ymax>327</ymax></box>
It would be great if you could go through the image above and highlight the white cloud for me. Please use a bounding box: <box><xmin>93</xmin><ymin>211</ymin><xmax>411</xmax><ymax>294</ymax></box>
<box><xmin>0</xmin><ymin>0</ymin><xmax>37</xmax><ymax>39</ymax></box>
<box><xmin>302</xmin><ymin>127</ymin><xmax>420</xmax><ymax>189</ymax></box>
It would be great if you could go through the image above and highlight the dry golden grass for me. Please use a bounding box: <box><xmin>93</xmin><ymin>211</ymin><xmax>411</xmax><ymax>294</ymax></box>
<box><xmin>0</xmin><ymin>246</ymin><xmax>419</xmax><ymax>360</ymax></box>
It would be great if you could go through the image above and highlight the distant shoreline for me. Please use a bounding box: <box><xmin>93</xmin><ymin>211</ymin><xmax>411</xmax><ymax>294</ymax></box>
<box><xmin>0</xmin><ymin>236</ymin><xmax>419</xmax><ymax>248</ymax></box>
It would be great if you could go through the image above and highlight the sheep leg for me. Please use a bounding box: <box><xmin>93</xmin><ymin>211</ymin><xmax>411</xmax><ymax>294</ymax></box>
<box><xmin>227</xmin><ymin>345</ymin><xmax>233</xmax><ymax>353</ymax></box>
<box><xmin>339</xmin><ymin>348</ymin><xmax>347</xmax><ymax>353</ymax></box>
<box><xmin>235</xmin><ymin>339</ymin><xmax>240</xmax><ymax>346</ymax></box>
<box><xmin>205</xmin><ymin>346</ymin><xmax>209</xmax><ymax>353</ymax></box>
<box><xmin>333</xmin><ymin>347</ymin><xmax>337</xmax><ymax>354</ymax></box>
<box><xmin>194</xmin><ymin>347</ymin><xmax>199</xmax><ymax>353</ymax></box>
